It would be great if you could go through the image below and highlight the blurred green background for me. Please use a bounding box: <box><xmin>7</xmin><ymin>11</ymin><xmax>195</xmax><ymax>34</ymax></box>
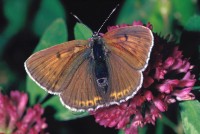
<box><xmin>0</xmin><ymin>0</ymin><xmax>200</xmax><ymax>134</ymax></box>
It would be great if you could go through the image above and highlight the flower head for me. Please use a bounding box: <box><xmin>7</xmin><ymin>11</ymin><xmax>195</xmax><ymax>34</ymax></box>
<box><xmin>91</xmin><ymin>21</ymin><xmax>196</xmax><ymax>134</ymax></box>
<box><xmin>0</xmin><ymin>90</ymin><xmax>47</xmax><ymax>134</ymax></box>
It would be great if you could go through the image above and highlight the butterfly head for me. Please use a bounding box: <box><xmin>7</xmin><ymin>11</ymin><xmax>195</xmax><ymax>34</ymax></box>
<box><xmin>92</xmin><ymin>32</ymin><xmax>101</xmax><ymax>39</ymax></box>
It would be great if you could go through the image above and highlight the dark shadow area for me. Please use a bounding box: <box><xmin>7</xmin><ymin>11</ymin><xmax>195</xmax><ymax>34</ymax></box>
<box><xmin>44</xmin><ymin>106</ymin><xmax>117</xmax><ymax>134</ymax></box>
<box><xmin>179</xmin><ymin>30</ymin><xmax>200</xmax><ymax>91</ymax></box>
<box><xmin>0</xmin><ymin>0</ymin><xmax>7</xmax><ymax>33</ymax></box>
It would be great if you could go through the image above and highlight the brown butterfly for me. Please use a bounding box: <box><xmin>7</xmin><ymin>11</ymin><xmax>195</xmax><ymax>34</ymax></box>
<box><xmin>25</xmin><ymin>8</ymin><xmax>154</xmax><ymax>112</ymax></box>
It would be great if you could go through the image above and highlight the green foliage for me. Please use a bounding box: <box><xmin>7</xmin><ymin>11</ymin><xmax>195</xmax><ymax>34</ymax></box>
<box><xmin>118</xmin><ymin>129</ymin><xmax>125</xmax><ymax>134</ymax></box>
<box><xmin>43</xmin><ymin>96</ymin><xmax>88</xmax><ymax>120</ymax></box>
<box><xmin>0</xmin><ymin>0</ymin><xmax>30</xmax><ymax>57</ymax></box>
<box><xmin>74</xmin><ymin>23</ymin><xmax>93</xmax><ymax>40</ymax></box>
<box><xmin>179</xmin><ymin>101</ymin><xmax>200</xmax><ymax>134</ymax></box>
<box><xmin>2</xmin><ymin>0</ymin><xmax>30</xmax><ymax>37</ymax></box>
<box><xmin>138</xmin><ymin>126</ymin><xmax>147</xmax><ymax>134</ymax></box>
<box><xmin>117</xmin><ymin>0</ymin><xmax>197</xmax><ymax>34</ymax></box>
<box><xmin>185</xmin><ymin>15</ymin><xmax>200</xmax><ymax>31</ymax></box>
<box><xmin>32</xmin><ymin>0</ymin><xmax>66</xmax><ymax>36</ymax></box>
<box><xmin>172</xmin><ymin>0</ymin><xmax>197</xmax><ymax>26</ymax></box>
<box><xmin>155</xmin><ymin>119</ymin><xmax>164</xmax><ymax>134</ymax></box>
<box><xmin>0</xmin><ymin>62</ymin><xmax>17</xmax><ymax>90</ymax></box>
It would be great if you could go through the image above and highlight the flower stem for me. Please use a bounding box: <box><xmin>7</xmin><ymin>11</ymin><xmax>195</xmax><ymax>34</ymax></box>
<box><xmin>160</xmin><ymin>114</ymin><xmax>177</xmax><ymax>133</ymax></box>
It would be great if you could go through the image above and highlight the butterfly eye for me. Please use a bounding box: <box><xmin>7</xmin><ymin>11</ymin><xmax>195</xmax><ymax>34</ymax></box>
<box><xmin>92</xmin><ymin>32</ymin><xmax>98</xmax><ymax>37</ymax></box>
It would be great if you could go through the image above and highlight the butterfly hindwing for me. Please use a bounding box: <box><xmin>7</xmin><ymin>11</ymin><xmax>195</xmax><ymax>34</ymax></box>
<box><xmin>106</xmin><ymin>53</ymin><xmax>142</xmax><ymax>103</ymax></box>
<box><xmin>60</xmin><ymin>58</ymin><xmax>104</xmax><ymax>111</ymax></box>
<box><xmin>25</xmin><ymin>40</ymin><xmax>90</xmax><ymax>94</ymax></box>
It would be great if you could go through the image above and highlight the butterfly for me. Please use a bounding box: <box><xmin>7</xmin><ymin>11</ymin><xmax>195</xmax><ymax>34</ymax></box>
<box><xmin>25</xmin><ymin>23</ymin><xmax>154</xmax><ymax>112</ymax></box>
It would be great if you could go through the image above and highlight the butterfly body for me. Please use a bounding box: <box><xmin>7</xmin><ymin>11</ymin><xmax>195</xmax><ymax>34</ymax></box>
<box><xmin>90</xmin><ymin>34</ymin><xmax>109</xmax><ymax>95</ymax></box>
<box><xmin>25</xmin><ymin>25</ymin><xmax>154</xmax><ymax>111</ymax></box>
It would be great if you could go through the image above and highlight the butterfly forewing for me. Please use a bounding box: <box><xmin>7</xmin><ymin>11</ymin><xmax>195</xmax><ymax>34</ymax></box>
<box><xmin>25</xmin><ymin>40</ymin><xmax>89</xmax><ymax>94</ymax></box>
<box><xmin>103</xmin><ymin>26</ymin><xmax>153</xmax><ymax>70</ymax></box>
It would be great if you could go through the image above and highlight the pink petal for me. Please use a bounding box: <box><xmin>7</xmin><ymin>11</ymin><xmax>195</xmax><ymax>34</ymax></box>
<box><xmin>11</xmin><ymin>91</ymin><xmax>28</xmax><ymax>117</ymax></box>
<box><xmin>146</xmin><ymin>22</ymin><xmax>153</xmax><ymax>30</ymax></box>
<box><xmin>176</xmin><ymin>87</ymin><xmax>192</xmax><ymax>95</ymax></box>
<box><xmin>172</xmin><ymin>47</ymin><xmax>182</xmax><ymax>58</ymax></box>
<box><xmin>182</xmin><ymin>72</ymin><xmax>195</xmax><ymax>80</ymax></box>
<box><xmin>164</xmin><ymin>79</ymin><xmax>179</xmax><ymax>86</ymax></box>
<box><xmin>176</xmin><ymin>93</ymin><xmax>195</xmax><ymax>101</ymax></box>
<box><xmin>117</xmin><ymin>117</ymin><xmax>129</xmax><ymax>129</ymax></box>
<box><xmin>178</xmin><ymin>79</ymin><xmax>196</xmax><ymax>87</ymax></box>
<box><xmin>125</xmin><ymin>120</ymin><xmax>139</xmax><ymax>134</ymax></box>
<box><xmin>178</xmin><ymin>60</ymin><xmax>190</xmax><ymax>73</ymax></box>
<box><xmin>143</xmin><ymin>76</ymin><xmax>154</xmax><ymax>88</ymax></box>
<box><xmin>154</xmin><ymin>67</ymin><xmax>166</xmax><ymax>80</ymax></box>
<box><xmin>171</xmin><ymin>59</ymin><xmax>183</xmax><ymax>70</ymax></box>
<box><xmin>157</xmin><ymin>83</ymin><xmax>173</xmax><ymax>94</ymax></box>
<box><xmin>7</xmin><ymin>104</ymin><xmax>18</xmax><ymax>131</ymax></box>
<box><xmin>149</xmin><ymin>105</ymin><xmax>162</xmax><ymax>120</ymax></box>
<box><xmin>163</xmin><ymin>57</ymin><xmax>175</xmax><ymax>69</ymax></box>
<box><xmin>144</xmin><ymin>90</ymin><xmax>154</xmax><ymax>101</ymax></box>
<box><xmin>153</xmin><ymin>99</ymin><xmax>167</xmax><ymax>112</ymax></box>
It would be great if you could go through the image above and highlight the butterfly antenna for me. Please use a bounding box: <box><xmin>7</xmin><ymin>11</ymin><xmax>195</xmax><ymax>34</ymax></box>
<box><xmin>70</xmin><ymin>12</ymin><xmax>84</xmax><ymax>23</ymax></box>
<box><xmin>97</xmin><ymin>4</ymin><xmax>119</xmax><ymax>34</ymax></box>
<box><xmin>70</xmin><ymin>12</ymin><xmax>93</xmax><ymax>32</ymax></box>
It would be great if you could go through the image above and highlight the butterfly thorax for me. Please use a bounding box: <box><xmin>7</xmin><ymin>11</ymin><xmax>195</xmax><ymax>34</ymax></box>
<box><xmin>90</xmin><ymin>34</ymin><xmax>109</xmax><ymax>94</ymax></box>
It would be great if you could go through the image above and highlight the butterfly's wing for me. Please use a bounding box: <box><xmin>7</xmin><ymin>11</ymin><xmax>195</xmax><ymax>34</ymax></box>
<box><xmin>104</xmin><ymin>26</ymin><xmax>153</xmax><ymax>70</ymax></box>
<box><xmin>25</xmin><ymin>40</ymin><xmax>90</xmax><ymax>94</ymax></box>
<box><xmin>103</xmin><ymin>26</ymin><xmax>153</xmax><ymax>102</ymax></box>
<box><xmin>25</xmin><ymin>40</ymin><xmax>104</xmax><ymax>111</ymax></box>
<box><xmin>60</xmin><ymin>58</ymin><xmax>104</xmax><ymax>111</ymax></box>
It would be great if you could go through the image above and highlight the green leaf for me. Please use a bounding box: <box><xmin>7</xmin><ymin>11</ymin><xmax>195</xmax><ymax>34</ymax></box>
<box><xmin>116</xmin><ymin>0</ymin><xmax>168</xmax><ymax>33</ymax></box>
<box><xmin>155</xmin><ymin>119</ymin><xmax>164</xmax><ymax>134</ymax></box>
<box><xmin>26</xmin><ymin>19</ymin><xmax>67</xmax><ymax>105</ymax></box>
<box><xmin>138</xmin><ymin>126</ymin><xmax>147</xmax><ymax>134</ymax></box>
<box><xmin>0</xmin><ymin>0</ymin><xmax>30</xmax><ymax>56</ymax></box>
<box><xmin>43</xmin><ymin>96</ymin><xmax>89</xmax><ymax>120</ymax></box>
<box><xmin>179</xmin><ymin>100</ymin><xmax>200</xmax><ymax>134</ymax></box>
<box><xmin>118</xmin><ymin>126</ymin><xmax>147</xmax><ymax>134</ymax></box>
<box><xmin>172</xmin><ymin>0</ymin><xmax>197</xmax><ymax>26</ymax></box>
<box><xmin>116</xmin><ymin>0</ymin><xmax>152</xmax><ymax>24</ymax></box>
<box><xmin>118</xmin><ymin>129</ymin><xmax>125</xmax><ymax>134</ymax></box>
<box><xmin>2</xmin><ymin>0</ymin><xmax>30</xmax><ymax>37</ymax></box>
<box><xmin>32</xmin><ymin>0</ymin><xmax>66</xmax><ymax>36</ymax></box>
<box><xmin>193</xmin><ymin>86</ymin><xmax>200</xmax><ymax>90</ymax></box>
<box><xmin>74</xmin><ymin>23</ymin><xmax>93</xmax><ymax>40</ymax></box>
<box><xmin>159</xmin><ymin>114</ymin><xmax>177</xmax><ymax>133</ymax></box>
<box><xmin>116</xmin><ymin>0</ymin><xmax>197</xmax><ymax>34</ymax></box>
<box><xmin>0</xmin><ymin>62</ymin><xmax>17</xmax><ymax>91</ymax></box>
<box><xmin>185</xmin><ymin>15</ymin><xmax>200</xmax><ymax>31</ymax></box>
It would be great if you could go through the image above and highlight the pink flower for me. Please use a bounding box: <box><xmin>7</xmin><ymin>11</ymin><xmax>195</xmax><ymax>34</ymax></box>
<box><xmin>90</xmin><ymin>21</ymin><xmax>196</xmax><ymax>134</ymax></box>
<box><xmin>0</xmin><ymin>90</ymin><xmax>47</xmax><ymax>134</ymax></box>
